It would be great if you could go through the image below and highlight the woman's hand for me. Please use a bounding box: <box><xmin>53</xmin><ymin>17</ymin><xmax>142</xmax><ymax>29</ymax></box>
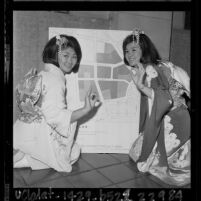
<box><xmin>129</xmin><ymin>63</ymin><xmax>154</xmax><ymax>99</ymax></box>
<box><xmin>84</xmin><ymin>87</ymin><xmax>100</xmax><ymax>114</ymax></box>
<box><xmin>70</xmin><ymin>87</ymin><xmax>101</xmax><ymax>123</ymax></box>
<box><xmin>130</xmin><ymin>62</ymin><xmax>145</xmax><ymax>89</ymax></box>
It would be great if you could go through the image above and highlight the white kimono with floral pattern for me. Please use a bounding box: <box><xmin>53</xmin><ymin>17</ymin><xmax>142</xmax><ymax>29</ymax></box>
<box><xmin>14</xmin><ymin>63</ymin><xmax>80</xmax><ymax>172</ymax></box>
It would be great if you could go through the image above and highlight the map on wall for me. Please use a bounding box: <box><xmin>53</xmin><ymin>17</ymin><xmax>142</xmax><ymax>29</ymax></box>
<box><xmin>49</xmin><ymin>28</ymin><xmax>143</xmax><ymax>153</ymax></box>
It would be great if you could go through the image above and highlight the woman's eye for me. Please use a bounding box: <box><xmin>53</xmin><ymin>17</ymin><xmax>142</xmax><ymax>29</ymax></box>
<box><xmin>125</xmin><ymin>49</ymin><xmax>136</xmax><ymax>54</ymax></box>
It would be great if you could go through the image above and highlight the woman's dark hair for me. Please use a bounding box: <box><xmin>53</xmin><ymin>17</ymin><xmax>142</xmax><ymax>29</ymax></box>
<box><xmin>42</xmin><ymin>34</ymin><xmax>82</xmax><ymax>73</ymax></box>
<box><xmin>122</xmin><ymin>33</ymin><xmax>161</xmax><ymax>66</ymax></box>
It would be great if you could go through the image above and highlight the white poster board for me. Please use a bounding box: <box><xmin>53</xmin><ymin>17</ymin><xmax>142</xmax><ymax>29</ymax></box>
<box><xmin>49</xmin><ymin>28</ymin><xmax>168</xmax><ymax>153</ymax></box>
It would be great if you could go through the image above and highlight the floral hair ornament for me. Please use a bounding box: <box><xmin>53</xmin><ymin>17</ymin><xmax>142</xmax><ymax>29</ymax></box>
<box><xmin>132</xmin><ymin>29</ymin><xmax>144</xmax><ymax>45</ymax></box>
<box><xmin>56</xmin><ymin>35</ymin><xmax>68</xmax><ymax>54</ymax></box>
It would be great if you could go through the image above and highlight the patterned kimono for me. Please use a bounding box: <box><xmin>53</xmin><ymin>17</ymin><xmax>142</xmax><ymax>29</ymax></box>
<box><xmin>14</xmin><ymin>63</ymin><xmax>80</xmax><ymax>172</ymax></box>
<box><xmin>129</xmin><ymin>61</ymin><xmax>190</xmax><ymax>186</ymax></box>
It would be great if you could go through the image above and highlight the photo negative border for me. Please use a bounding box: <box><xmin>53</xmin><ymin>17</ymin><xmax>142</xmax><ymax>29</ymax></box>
<box><xmin>3</xmin><ymin>0</ymin><xmax>200</xmax><ymax>200</ymax></box>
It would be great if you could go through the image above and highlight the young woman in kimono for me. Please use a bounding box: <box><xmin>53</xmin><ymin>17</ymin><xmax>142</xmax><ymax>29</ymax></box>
<box><xmin>13</xmin><ymin>34</ymin><xmax>100</xmax><ymax>172</ymax></box>
<box><xmin>123</xmin><ymin>29</ymin><xmax>190</xmax><ymax>186</ymax></box>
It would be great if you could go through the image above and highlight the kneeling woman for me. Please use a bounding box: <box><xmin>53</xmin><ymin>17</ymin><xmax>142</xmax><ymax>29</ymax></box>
<box><xmin>123</xmin><ymin>29</ymin><xmax>190</xmax><ymax>186</ymax></box>
<box><xmin>14</xmin><ymin>35</ymin><xmax>100</xmax><ymax>172</ymax></box>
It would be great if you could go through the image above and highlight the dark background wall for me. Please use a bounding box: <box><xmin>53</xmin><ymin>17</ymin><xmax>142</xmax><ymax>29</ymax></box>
<box><xmin>170</xmin><ymin>11</ymin><xmax>190</xmax><ymax>75</ymax></box>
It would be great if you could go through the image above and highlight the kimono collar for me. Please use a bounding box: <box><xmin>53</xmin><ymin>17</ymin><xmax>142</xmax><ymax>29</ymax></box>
<box><xmin>44</xmin><ymin>63</ymin><xmax>66</xmax><ymax>82</ymax></box>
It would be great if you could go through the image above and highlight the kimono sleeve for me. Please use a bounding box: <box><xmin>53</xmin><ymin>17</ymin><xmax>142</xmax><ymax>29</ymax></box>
<box><xmin>40</xmin><ymin>72</ymin><xmax>73</xmax><ymax>137</ymax></box>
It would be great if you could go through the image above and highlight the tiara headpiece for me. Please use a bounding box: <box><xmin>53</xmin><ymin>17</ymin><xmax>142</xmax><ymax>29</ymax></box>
<box><xmin>132</xmin><ymin>29</ymin><xmax>144</xmax><ymax>44</ymax></box>
<box><xmin>56</xmin><ymin>35</ymin><xmax>68</xmax><ymax>54</ymax></box>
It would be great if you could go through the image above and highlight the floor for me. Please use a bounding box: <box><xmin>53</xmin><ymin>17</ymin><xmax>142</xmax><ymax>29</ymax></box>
<box><xmin>14</xmin><ymin>153</ymin><xmax>190</xmax><ymax>188</ymax></box>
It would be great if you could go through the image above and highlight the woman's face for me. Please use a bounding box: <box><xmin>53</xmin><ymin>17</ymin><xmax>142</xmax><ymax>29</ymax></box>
<box><xmin>125</xmin><ymin>42</ymin><xmax>142</xmax><ymax>67</ymax></box>
<box><xmin>58</xmin><ymin>47</ymin><xmax>78</xmax><ymax>74</ymax></box>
